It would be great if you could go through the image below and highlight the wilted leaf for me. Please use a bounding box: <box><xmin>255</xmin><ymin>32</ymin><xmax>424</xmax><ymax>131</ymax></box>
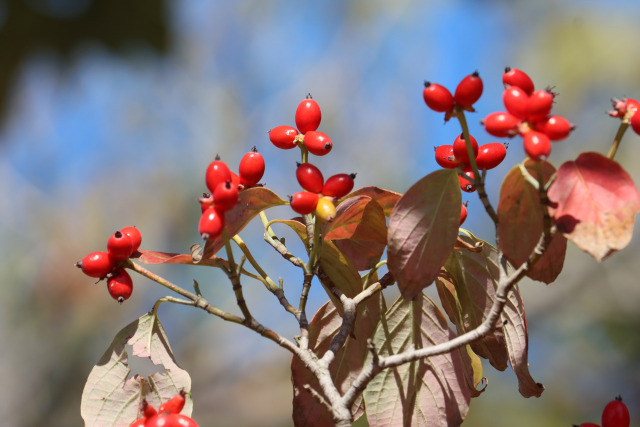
<box><xmin>547</xmin><ymin>152</ymin><xmax>640</xmax><ymax>261</ymax></box>
<box><xmin>363</xmin><ymin>294</ymin><xmax>476</xmax><ymax>427</ymax></box>
<box><xmin>347</xmin><ymin>186</ymin><xmax>402</xmax><ymax>216</ymax></box>
<box><xmin>291</xmin><ymin>295</ymin><xmax>384</xmax><ymax>426</ymax></box>
<box><xmin>81</xmin><ymin>313</ymin><xmax>192</xmax><ymax>426</ymax></box>
<box><xmin>497</xmin><ymin>160</ymin><xmax>567</xmax><ymax>283</ymax></box>
<box><xmin>388</xmin><ymin>169</ymin><xmax>461</xmax><ymax>299</ymax></box>
<box><xmin>326</xmin><ymin>196</ymin><xmax>387</xmax><ymax>270</ymax></box>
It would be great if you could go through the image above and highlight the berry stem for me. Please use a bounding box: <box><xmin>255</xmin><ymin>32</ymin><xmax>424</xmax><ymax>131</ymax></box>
<box><xmin>232</xmin><ymin>235</ymin><xmax>279</xmax><ymax>292</ymax></box>
<box><xmin>151</xmin><ymin>296</ymin><xmax>196</xmax><ymax>317</ymax></box>
<box><xmin>607</xmin><ymin>121</ymin><xmax>629</xmax><ymax>160</ymax></box>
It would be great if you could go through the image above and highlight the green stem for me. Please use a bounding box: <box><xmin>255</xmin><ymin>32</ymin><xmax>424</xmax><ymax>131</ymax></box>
<box><xmin>151</xmin><ymin>296</ymin><xmax>195</xmax><ymax>316</ymax></box>
<box><xmin>607</xmin><ymin>121</ymin><xmax>629</xmax><ymax>160</ymax></box>
<box><xmin>232</xmin><ymin>235</ymin><xmax>279</xmax><ymax>291</ymax></box>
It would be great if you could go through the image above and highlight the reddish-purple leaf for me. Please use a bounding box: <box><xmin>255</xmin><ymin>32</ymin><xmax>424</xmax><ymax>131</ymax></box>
<box><xmin>388</xmin><ymin>169</ymin><xmax>461</xmax><ymax>299</ymax></box>
<box><xmin>363</xmin><ymin>294</ymin><xmax>476</xmax><ymax>427</ymax></box>
<box><xmin>291</xmin><ymin>295</ymin><xmax>384</xmax><ymax>427</ymax></box>
<box><xmin>497</xmin><ymin>160</ymin><xmax>567</xmax><ymax>283</ymax></box>
<box><xmin>346</xmin><ymin>186</ymin><xmax>402</xmax><ymax>216</ymax></box>
<box><xmin>548</xmin><ymin>152</ymin><xmax>640</xmax><ymax>261</ymax></box>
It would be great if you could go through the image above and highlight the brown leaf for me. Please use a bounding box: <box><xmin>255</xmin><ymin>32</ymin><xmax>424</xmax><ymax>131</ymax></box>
<box><xmin>347</xmin><ymin>186</ymin><xmax>402</xmax><ymax>216</ymax></box>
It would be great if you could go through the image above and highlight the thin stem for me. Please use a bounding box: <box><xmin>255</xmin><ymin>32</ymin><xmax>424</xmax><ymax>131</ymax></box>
<box><xmin>232</xmin><ymin>235</ymin><xmax>279</xmax><ymax>291</ymax></box>
<box><xmin>607</xmin><ymin>121</ymin><xmax>629</xmax><ymax>160</ymax></box>
<box><xmin>151</xmin><ymin>296</ymin><xmax>195</xmax><ymax>316</ymax></box>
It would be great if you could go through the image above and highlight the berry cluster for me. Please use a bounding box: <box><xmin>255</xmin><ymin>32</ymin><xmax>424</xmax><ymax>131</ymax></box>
<box><xmin>423</xmin><ymin>71</ymin><xmax>484</xmax><ymax>119</ymax></box>
<box><xmin>290</xmin><ymin>162</ymin><xmax>356</xmax><ymax>222</ymax></box>
<box><xmin>130</xmin><ymin>391</ymin><xmax>198</xmax><ymax>427</ymax></box>
<box><xmin>574</xmin><ymin>396</ymin><xmax>630</xmax><ymax>427</ymax></box>
<box><xmin>199</xmin><ymin>148</ymin><xmax>265</xmax><ymax>240</ymax></box>
<box><xmin>269</xmin><ymin>94</ymin><xmax>332</xmax><ymax>156</ymax></box>
<box><xmin>609</xmin><ymin>97</ymin><xmax>640</xmax><ymax>137</ymax></box>
<box><xmin>75</xmin><ymin>226</ymin><xmax>142</xmax><ymax>303</ymax></box>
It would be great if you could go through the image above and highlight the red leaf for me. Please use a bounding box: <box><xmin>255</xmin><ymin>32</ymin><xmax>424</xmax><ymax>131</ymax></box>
<box><xmin>347</xmin><ymin>186</ymin><xmax>401</xmax><ymax>216</ymax></box>
<box><xmin>388</xmin><ymin>169</ymin><xmax>461</xmax><ymax>299</ymax></box>
<box><xmin>548</xmin><ymin>152</ymin><xmax>640</xmax><ymax>261</ymax></box>
<box><xmin>497</xmin><ymin>160</ymin><xmax>567</xmax><ymax>283</ymax></box>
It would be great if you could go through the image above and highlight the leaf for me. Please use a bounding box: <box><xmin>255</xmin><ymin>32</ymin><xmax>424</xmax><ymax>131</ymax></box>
<box><xmin>502</xmin><ymin>284</ymin><xmax>545</xmax><ymax>398</ymax></box>
<box><xmin>326</xmin><ymin>196</ymin><xmax>388</xmax><ymax>270</ymax></box>
<box><xmin>363</xmin><ymin>294</ymin><xmax>477</xmax><ymax>427</ymax></box>
<box><xmin>547</xmin><ymin>152</ymin><xmax>640</xmax><ymax>261</ymax></box>
<box><xmin>319</xmin><ymin>240</ymin><xmax>363</xmax><ymax>311</ymax></box>
<box><xmin>497</xmin><ymin>160</ymin><xmax>567</xmax><ymax>283</ymax></box>
<box><xmin>198</xmin><ymin>186</ymin><xmax>287</xmax><ymax>260</ymax></box>
<box><xmin>81</xmin><ymin>313</ymin><xmax>192</xmax><ymax>426</ymax></box>
<box><xmin>291</xmin><ymin>295</ymin><xmax>384</xmax><ymax>427</ymax></box>
<box><xmin>387</xmin><ymin>169</ymin><xmax>461</xmax><ymax>299</ymax></box>
<box><xmin>347</xmin><ymin>186</ymin><xmax>402</xmax><ymax>216</ymax></box>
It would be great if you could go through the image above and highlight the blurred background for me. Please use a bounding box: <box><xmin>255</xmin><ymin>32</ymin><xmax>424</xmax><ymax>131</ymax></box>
<box><xmin>1</xmin><ymin>0</ymin><xmax>640</xmax><ymax>425</ymax></box>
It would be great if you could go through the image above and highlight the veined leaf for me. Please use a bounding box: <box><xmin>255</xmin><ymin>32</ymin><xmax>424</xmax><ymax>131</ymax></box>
<box><xmin>347</xmin><ymin>186</ymin><xmax>402</xmax><ymax>216</ymax></box>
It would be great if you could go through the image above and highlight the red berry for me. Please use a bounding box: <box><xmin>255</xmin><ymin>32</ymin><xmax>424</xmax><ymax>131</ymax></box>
<box><xmin>229</xmin><ymin>171</ymin><xmax>241</xmax><ymax>190</ymax></box>
<box><xmin>238</xmin><ymin>147</ymin><xmax>265</xmax><ymax>187</ymax></box>
<box><xmin>608</xmin><ymin>98</ymin><xmax>640</xmax><ymax>119</ymax></box>
<box><xmin>107</xmin><ymin>230</ymin><xmax>134</xmax><ymax>261</ymax></box>
<box><xmin>269</xmin><ymin>125</ymin><xmax>299</xmax><ymax>149</ymax></box>
<box><xmin>535</xmin><ymin>115</ymin><xmax>574</xmax><ymax>140</ymax></box>
<box><xmin>483</xmin><ymin>111</ymin><xmax>520</xmax><ymax>137</ymax></box>
<box><xmin>502</xmin><ymin>86</ymin><xmax>530</xmax><ymax>120</ymax></box>
<box><xmin>630</xmin><ymin>110</ymin><xmax>640</xmax><ymax>136</ymax></box>
<box><xmin>295</xmin><ymin>94</ymin><xmax>321</xmax><ymax>134</ymax></box>
<box><xmin>452</xmin><ymin>133</ymin><xmax>479</xmax><ymax>165</ymax></box>
<box><xmin>212</xmin><ymin>181</ymin><xmax>239</xmax><ymax>212</ymax></box>
<box><xmin>423</xmin><ymin>82</ymin><xmax>454</xmax><ymax>112</ymax></box>
<box><xmin>144</xmin><ymin>414</ymin><xmax>169</xmax><ymax>427</ymax></box>
<box><xmin>459</xmin><ymin>168</ymin><xmax>476</xmax><ymax>193</ymax></box>
<box><xmin>199</xmin><ymin>206</ymin><xmax>225</xmax><ymax>240</ymax></box>
<box><xmin>523</xmin><ymin>130</ymin><xmax>551</xmax><ymax>160</ymax></box>
<box><xmin>76</xmin><ymin>251</ymin><xmax>115</xmax><ymax>278</ymax></box>
<box><xmin>205</xmin><ymin>157</ymin><xmax>232</xmax><ymax>195</ymax></box>
<box><xmin>475</xmin><ymin>142</ymin><xmax>508</xmax><ymax>170</ymax></box>
<box><xmin>167</xmin><ymin>413</ymin><xmax>199</xmax><ymax>427</ymax></box>
<box><xmin>601</xmin><ymin>396</ymin><xmax>630</xmax><ymax>427</ymax></box>
<box><xmin>130</xmin><ymin>418</ymin><xmax>146</xmax><ymax>427</ymax></box>
<box><xmin>107</xmin><ymin>268</ymin><xmax>133</xmax><ymax>303</ymax></box>
<box><xmin>290</xmin><ymin>191</ymin><xmax>320</xmax><ymax>215</ymax></box>
<box><xmin>303</xmin><ymin>130</ymin><xmax>332</xmax><ymax>156</ymax></box>
<box><xmin>454</xmin><ymin>71</ymin><xmax>483</xmax><ymax>107</ymax></box>
<box><xmin>527</xmin><ymin>89</ymin><xmax>555</xmax><ymax>122</ymax></box>
<box><xmin>502</xmin><ymin>67</ymin><xmax>535</xmax><ymax>96</ymax></box>
<box><xmin>322</xmin><ymin>173</ymin><xmax>356</xmax><ymax>199</ymax></box>
<box><xmin>574</xmin><ymin>423</ymin><xmax>601</xmax><ymax>427</ymax></box>
<box><xmin>120</xmin><ymin>226</ymin><xmax>142</xmax><ymax>254</ymax></box>
<box><xmin>158</xmin><ymin>390</ymin><xmax>187</xmax><ymax>414</ymax></box>
<box><xmin>296</xmin><ymin>162</ymin><xmax>324</xmax><ymax>193</ymax></box>
<box><xmin>434</xmin><ymin>145</ymin><xmax>459</xmax><ymax>169</ymax></box>
<box><xmin>460</xmin><ymin>202</ymin><xmax>468</xmax><ymax>226</ymax></box>
<box><xmin>199</xmin><ymin>193</ymin><xmax>214</xmax><ymax>213</ymax></box>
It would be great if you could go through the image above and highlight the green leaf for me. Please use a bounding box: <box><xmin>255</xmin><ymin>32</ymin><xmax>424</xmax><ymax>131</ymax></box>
<box><xmin>319</xmin><ymin>241</ymin><xmax>363</xmax><ymax>311</ymax></box>
<box><xmin>291</xmin><ymin>295</ymin><xmax>384</xmax><ymax>427</ymax></box>
<box><xmin>81</xmin><ymin>313</ymin><xmax>192</xmax><ymax>426</ymax></box>
<box><xmin>387</xmin><ymin>169</ymin><xmax>461</xmax><ymax>299</ymax></box>
<box><xmin>497</xmin><ymin>160</ymin><xmax>567</xmax><ymax>283</ymax></box>
<box><xmin>347</xmin><ymin>186</ymin><xmax>402</xmax><ymax>216</ymax></box>
<box><xmin>363</xmin><ymin>294</ymin><xmax>476</xmax><ymax>427</ymax></box>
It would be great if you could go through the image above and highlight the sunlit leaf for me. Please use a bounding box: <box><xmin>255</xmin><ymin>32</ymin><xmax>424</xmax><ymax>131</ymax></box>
<box><xmin>363</xmin><ymin>294</ymin><xmax>476</xmax><ymax>427</ymax></box>
<box><xmin>547</xmin><ymin>152</ymin><xmax>640</xmax><ymax>261</ymax></box>
<box><xmin>388</xmin><ymin>169</ymin><xmax>461</xmax><ymax>299</ymax></box>
<box><xmin>347</xmin><ymin>186</ymin><xmax>402</xmax><ymax>216</ymax></box>
<box><xmin>319</xmin><ymin>241</ymin><xmax>362</xmax><ymax>311</ymax></box>
<box><xmin>291</xmin><ymin>295</ymin><xmax>384</xmax><ymax>426</ymax></box>
<box><xmin>81</xmin><ymin>313</ymin><xmax>192</xmax><ymax>426</ymax></box>
<box><xmin>497</xmin><ymin>160</ymin><xmax>567</xmax><ymax>283</ymax></box>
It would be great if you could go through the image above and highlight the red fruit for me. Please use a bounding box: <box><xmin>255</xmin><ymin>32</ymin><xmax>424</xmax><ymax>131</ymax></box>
<box><xmin>601</xmin><ymin>396</ymin><xmax>630</xmax><ymax>427</ymax></box>
<box><xmin>212</xmin><ymin>181</ymin><xmax>239</xmax><ymax>212</ymax></box>
<box><xmin>460</xmin><ymin>202</ymin><xmax>468</xmax><ymax>226</ymax></box>
<box><xmin>107</xmin><ymin>230</ymin><xmax>134</xmax><ymax>261</ymax></box>
<box><xmin>459</xmin><ymin>168</ymin><xmax>476</xmax><ymax>193</ymax></box>
<box><xmin>523</xmin><ymin>130</ymin><xmax>551</xmax><ymax>160</ymax></box>
<box><xmin>630</xmin><ymin>109</ymin><xmax>640</xmax><ymax>136</ymax></box>
<box><xmin>129</xmin><ymin>418</ymin><xmax>146</xmax><ymax>427</ymax></box>
<box><xmin>205</xmin><ymin>157</ymin><xmax>232</xmax><ymax>195</ymax></box>
<box><xmin>502</xmin><ymin>67</ymin><xmax>535</xmax><ymax>96</ymax></box>
<box><xmin>76</xmin><ymin>251</ymin><xmax>115</xmax><ymax>278</ymax></box>
<box><xmin>322</xmin><ymin>173</ymin><xmax>356</xmax><ymax>199</ymax></box>
<box><xmin>452</xmin><ymin>133</ymin><xmax>478</xmax><ymax>165</ymax></box>
<box><xmin>454</xmin><ymin>71</ymin><xmax>483</xmax><ymax>107</ymax></box>
<box><xmin>573</xmin><ymin>423</ymin><xmax>601</xmax><ymax>427</ymax></box>
<box><xmin>238</xmin><ymin>147</ymin><xmax>265</xmax><ymax>187</ymax></box>
<box><xmin>608</xmin><ymin>98</ymin><xmax>640</xmax><ymax>119</ymax></box>
<box><xmin>502</xmin><ymin>86</ymin><xmax>529</xmax><ymax>120</ymax></box>
<box><xmin>120</xmin><ymin>226</ymin><xmax>142</xmax><ymax>254</ymax></box>
<box><xmin>290</xmin><ymin>191</ymin><xmax>320</xmax><ymax>215</ymax></box>
<box><xmin>159</xmin><ymin>390</ymin><xmax>187</xmax><ymax>414</ymax></box>
<box><xmin>144</xmin><ymin>414</ymin><xmax>169</xmax><ymax>427</ymax></box>
<box><xmin>107</xmin><ymin>268</ymin><xmax>133</xmax><ymax>303</ymax></box>
<box><xmin>423</xmin><ymin>82</ymin><xmax>454</xmax><ymax>112</ymax></box>
<box><xmin>527</xmin><ymin>88</ymin><xmax>555</xmax><ymax>122</ymax></box>
<box><xmin>434</xmin><ymin>145</ymin><xmax>459</xmax><ymax>169</ymax></box>
<box><xmin>296</xmin><ymin>162</ymin><xmax>324</xmax><ymax>193</ymax></box>
<box><xmin>475</xmin><ymin>142</ymin><xmax>508</xmax><ymax>170</ymax></box>
<box><xmin>483</xmin><ymin>111</ymin><xmax>520</xmax><ymax>137</ymax></box>
<box><xmin>269</xmin><ymin>125</ymin><xmax>299</xmax><ymax>149</ymax></box>
<box><xmin>303</xmin><ymin>130</ymin><xmax>332</xmax><ymax>156</ymax></box>
<box><xmin>535</xmin><ymin>115</ymin><xmax>574</xmax><ymax>140</ymax></box>
<box><xmin>295</xmin><ymin>94</ymin><xmax>322</xmax><ymax>134</ymax></box>
<box><xmin>199</xmin><ymin>206</ymin><xmax>225</xmax><ymax>240</ymax></box>
<box><xmin>229</xmin><ymin>171</ymin><xmax>241</xmax><ymax>190</ymax></box>
<box><xmin>166</xmin><ymin>413</ymin><xmax>199</xmax><ymax>427</ymax></box>
<box><xmin>199</xmin><ymin>193</ymin><xmax>213</xmax><ymax>213</ymax></box>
